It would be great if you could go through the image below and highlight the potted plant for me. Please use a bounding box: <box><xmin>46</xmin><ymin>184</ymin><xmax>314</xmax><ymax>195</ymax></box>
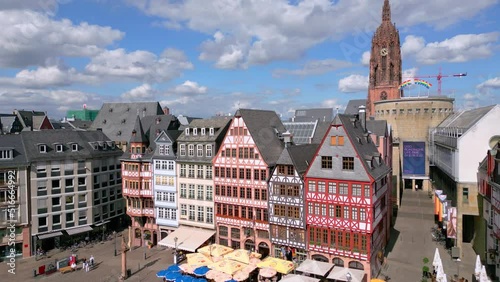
<box><xmin>147</xmin><ymin>241</ymin><xmax>153</xmax><ymax>249</ymax></box>
<box><xmin>422</xmin><ymin>257</ymin><xmax>430</xmax><ymax>281</ymax></box>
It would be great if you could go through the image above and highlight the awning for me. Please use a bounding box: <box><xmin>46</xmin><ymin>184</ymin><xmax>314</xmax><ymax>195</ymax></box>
<box><xmin>66</xmin><ymin>225</ymin><xmax>93</xmax><ymax>236</ymax></box>
<box><xmin>158</xmin><ymin>226</ymin><xmax>215</xmax><ymax>253</ymax></box>
<box><xmin>295</xmin><ymin>259</ymin><xmax>334</xmax><ymax>276</ymax></box>
<box><xmin>37</xmin><ymin>231</ymin><xmax>63</xmax><ymax>240</ymax></box>
<box><xmin>326</xmin><ymin>266</ymin><xmax>365</xmax><ymax>282</ymax></box>
<box><xmin>94</xmin><ymin>220</ymin><xmax>110</xmax><ymax>227</ymax></box>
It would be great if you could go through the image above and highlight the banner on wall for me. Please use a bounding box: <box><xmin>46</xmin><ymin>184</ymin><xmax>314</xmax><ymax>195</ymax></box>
<box><xmin>402</xmin><ymin>141</ymin><xmax>426</xmax><ymax>176</ymax></box>
<box><xmin>446</xmin><ymin>207</ymin><xmax>457</xmax><ymax>239</ymax></box>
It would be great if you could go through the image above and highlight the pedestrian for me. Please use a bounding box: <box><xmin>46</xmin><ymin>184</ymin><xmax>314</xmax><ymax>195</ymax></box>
<box><xmin>89</xmin><ymin>255</ymin><xmax>95</xmax><ymax>267</ymax></box>
<box><xmin>82</xmin><ymin>258</ymin><xmax>87</xmax><ymax>272</ymax></box>
<box><xmin>85</xmin><ymin>260</ymin><xmax>90</xmax><ymax>272</ymax></box>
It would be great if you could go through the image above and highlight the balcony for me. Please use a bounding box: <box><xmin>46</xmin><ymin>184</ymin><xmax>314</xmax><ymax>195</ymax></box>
<box><xmin>122</xmin><ymin>170</ymin><xmax>152</xmax><ymax>178</ymax></box>
<box><xmin>126</xmin><ymin>206</ymin><xmax>155</xmax><ymax>217</ymax></box>
<box><xmin>123</xmin><ymin>188</ymin><xmax>153</xmax><ymax>198</ymax></box>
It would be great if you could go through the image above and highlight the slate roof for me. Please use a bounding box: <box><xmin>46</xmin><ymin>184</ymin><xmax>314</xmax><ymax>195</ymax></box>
<box><xmin>312</xmin><ymin>121</ymin><xmax>330</xmax><ymax>144</ymax></box>
<box><xmin>236</xmin><ymin>109</ymin><xmax>286</xmax><ymax>167</ymax></box>
<box><xmin>276</xmin><ymin>144</ymin><xmax>319</xmax><ymax>177</ymax></box>
<box><xmin>20</xmin><ymin>130</ymin><xmax>122</xmax><ymax>162</ymax></box>
<box><xmin>177</xmin><ymin>116</ymin><xmax>232</xmax><ymax>142</ymax></box>
<box><xmin>67</xmin><ymin>119</ymin><xmax>93</xmax><ymax>130</ymax></box>
<box><xmin>366</xmin><ymin>119</ymin><xmax>388</xmax><ymax>137</ymax></box>
<box><xmin>292</xmin><ymin>108</ymin><xmax>333</xmax><ymax>122</ymax></box>
<box><xmin>336</xmin><ymin>114</ymin><xmax>391</xmax><ymax>180</ymax></box>
<box><xmin>14</xmin><ymin>110</ymin><xmax>46</xmax><ymax>129</ymax></box>
<box><xmin>0</xmin><ymin>134</ymin><xmax>28</xmax><ymax>168</ymax></box>
<box><xmin>344</xmin><ymin>99</ymin><xmax>367</xmax><ymax>115</ymax></box>
<box><xmin>0</xmin><ymin>114</ymin><xmax>21</xmax><ymax>134</ymax></box>
<box><xmin>140</xmin><ymin>114</ymin><xmax>179</xmax><ymax>142</ymax></box>
<box><xmin>130</xmin><ymin>115</ymin><xmax>147</xmax><ymax>143</ymax></box>
<box><xmin>438</xmin><ymin>105</ymin><xmax>498</xmax><ymax>131</ymax></box>
<box><xmin>90</xmin><ymin>102</ymin><xmax>164</xmax><ymax>142</ymax></box>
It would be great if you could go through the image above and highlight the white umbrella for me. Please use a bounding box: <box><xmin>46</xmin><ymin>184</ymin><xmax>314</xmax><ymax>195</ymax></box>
<box><xmin>480</xmin><ymin>265</ymin><xmax>491</xmax><ymax>282</ymax></box>
<box><xmin>433</xmin><ymin>248</ymin><xmax>442</xmax><ymax>268</ymax></box>
<box><xmin>475</xmin><ymin>255</ymin><xmax>482</xmax><ymax>278</ymax></box>
<box><xmin>436</xmin><ymin>265</ymin><xmax>446</xmax><ymax>282</ymax></box>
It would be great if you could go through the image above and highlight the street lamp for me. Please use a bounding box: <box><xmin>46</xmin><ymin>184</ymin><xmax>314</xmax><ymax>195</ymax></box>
<box><xmin>346</xmin><ymin>272</ymin><xmax>352</xmax><ymax>282</ymax></box>
<box><xmin>113</xmin><ymin>231</ymin><xmax>117</xmax><ymax>256</ymax></box>
<box><xmin>174</xmin><ymin>237</ymin><xmax>178</xmax><ymax>264</ymax></box>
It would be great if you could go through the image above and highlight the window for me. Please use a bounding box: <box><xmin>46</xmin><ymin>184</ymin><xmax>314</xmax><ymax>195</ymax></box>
<box><xmin>52</xmin><ymin>197</ymin><xmax>60</xmax><ymax>206</ymax></box>
<box><xmin>188</xmin><ymin>184</ymin><xmax>195</xmax><ymax>199</ymax></box>
<box><xmin>78</xmin><ymin>194</ymin><xmax>86</xmax><ymax>203</ymax></box>
<box><xmin>206</xmin><ymin>207</ymin><xmax>213</xmax><ymax>223</ymax></box>
<box><xmin>197</xmin><ymin>206</ymin><xmax>204</xmax><ymax>222</ymax></box>
<box><xmin>342</xmin><ymin>157</ymin><xmax>354</xmax><ymax>170</ymax></box>
<box><xmin>0</xmin><ymin>149</ymin><xmax>13</xmax><ymax>159</ymax></box>
<box><xmin>352</xmin><ymin>207</ymin><xmax>358</xmax><ymax>220</ymax></box>
<box><xmin>179</xmin><ymin>144</ymin><xmax>186</xmax><ymax>156</ymax></box>
<box><xmin>201</xmin><ymin>128</ymin><xmax>206</xmax><ymax>135</ymax></box>
<box><xmin>185</xmin><ymin>128</ymin><xmax>190</xmax><ymax>135</ymax></box>
<box><xmin>321</xmin><ymin>156</ymin><xmax>332</xmax><ymax>169</ymax></box>
<box><xmin>197</xmin><ymin>185</ymin><xmax>204</xmax><ymax>200</ymax></box>
<box><xmin>189</xmin><ymin>205</ymin><xmax>195</xmax><ymax>221</ymax></box>
<box><xmin>66</xmin><ymin>195</ymin><xmax>74</xmax><ymax>204</ymax></box>
<box><xmin>53</xmin><ymin>214</ymin><xmax>60</xmax><ymax>225</ymax></box>
<box><xmin>339</xmin><ymin>183</ymin><xmax>348</xmax><ymax>195</ymax></box>
<box><xmin>38</xmin><ymin>217</ymin><xmax>47</xmax><ymax>227</ymax></box>
<box><xmin>66</xmin><ymin>212</ymin><xmax>74</xmax><ymax>222</ymax></box>
<box><xmin>330</xmin><ymin>136</ymin><xmax>337</xmax><ymax>145</ymax></box>
<box><xmin>188</xmin><ymin>165</ymin><xmax>195</xmax><ymax>178</ymax></box>
<box><xmin>463</xmin><ymin>187</ymin><xmax>469</xmax><ymax>203</ymax></box>
<box><xmin>309</xmin><ymin>181</ymin><xmax>316</xmax><ymax>192</ymax></box>
<box><xmin>181</xmin><ymin>204</ymin><xmax>187</xmax><ymax>216</ymax></box>
<box><xmin>71</xmin><ymin>143</ymin><xmax>78</xmax><ymax>151</ymax></box>
<box><xmin>336</xmin><ymin>205</ymin><xmax>342</xmax><ymax>217</ymax></box>
<box><xmin>39</xmin><ymin>144</ymin><xmax>47</xmax><ymax>153</ymax></box>
<box><xmin>206</xmin><ymin>185</ymin><xmax>213</xmax><ymax>200</ymax></box>
<box><xmin>318</xmin><ymin>182</ymin><xmax>326</xmax><ymax>193</ymax></box>
<box><xmin>79</xmin><ymin>210</ymin><xmax>87</xmax><ymax>221</ymax></box>
<box><xmin>360</xmin><ymin>208</ymin><xmax>366</xmax><ymax>221</ymax></box>
<box><xmin>206</xmin><ymin>145</ymin><xmax>212</xmax><ymax>157</ymax></box>
<box><xmin>209</xmin><ymin>128</ymin><xmax>214</xmax><ymax>135</ymax></box>
<box><xmin>193</xmin><ymin>128</ymin><xmax>198</xmax><ymax>135</ymax></box>
<box><xmin>180</xmin><ymin>164</ymin><xmax>186</xmax><ymax>177</ymax></box>
<box><xmin>344</xmin><ymin>206</ymin><xmax>349</xmax><ymax>219</ymax></box>
<box><xmin>352</xmin><ymin>184</ymin><xmax>361</xmax><ymax>196</ymax></box>
<box><xmin>56</xmin><ymin>144</ymin><xmax>63</xmax><ymax>152</ymax></box>
<box><xmin>180</xmin><ymin>184</ymin><xmax>187</xmax><ymax>198</ymax></box>
<box><xmin>329</xmin><ymin>182</ymin><xmax>337</xmax><ymax>194</ymax></box>
<box><xmin>188</xmin><ymin>144</ymin><xmax>194</xmax><ymax>157</ymax></box>
<box><xmin>197</xmin><ymin>165</ymin><xmax>204</xmax><ymax>178</ymax></box>
<box><xmin>197</xmin><ymin>145</ymin><xmax>203</xmax><ymax>157</ymax></box>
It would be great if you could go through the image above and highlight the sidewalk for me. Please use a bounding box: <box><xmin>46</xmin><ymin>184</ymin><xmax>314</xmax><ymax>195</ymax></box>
<box><xmin>0</xmin><ymin>231</ymin><xmax>174</xmax><ymax>282</ymax></box>
<box><xmin>382</xmin><ymin>189</ymin><xmax>476</xmax><ymax>282</ymax></box>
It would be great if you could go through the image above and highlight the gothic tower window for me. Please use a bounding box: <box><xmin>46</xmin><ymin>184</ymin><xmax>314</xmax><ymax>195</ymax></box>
<box><xmin>389</xmin><ymin>63</ymin><xmax>394</xmax><ymax>82</ymax></box>
<box><xmin>381</xmin><ymin>53</ymin><xmax>387</xmax><ymax>82</ymax></box>
<box><xmin>380</xmin><ymin>92</ymin><xmax>387</xmax><ymax>100</ymax></box>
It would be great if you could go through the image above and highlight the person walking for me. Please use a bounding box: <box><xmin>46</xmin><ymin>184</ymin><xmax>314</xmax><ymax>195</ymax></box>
<box><xmin>89</xmin><ymin>255</ymin><xmax>95</xmax><ymax>267</ymax></box>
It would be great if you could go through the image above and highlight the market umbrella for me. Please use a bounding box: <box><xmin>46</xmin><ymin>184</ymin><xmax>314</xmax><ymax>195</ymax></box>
<box><xmin>180</xmin><ymin>263</ymin><xmax>195</xmax><ymax>274</ymax></box>
<box><xmin>156</xmin><ymin>269</ymin><xmax>169</xmax><ymax>277</ymax></box>
<box><xmin>475</xmin><ymin>255</ymin><xmax>482</xmax><ymax>278</ymax></box>
<box><xmin>480</xmin><ymin>265</ymin><xmax>491</xmax><ymax>282</ymax></box>
<box><xmin>188</xmin><ymin>253</ymin><xmax>213</xmax><ymax>267</ymax></box>
<box><xmin>164</xmin><ymin>271</ymin><xmax>183</xmax><ymax>281</ymax></box>
<box><xmin>180</xmin><ymin>275</ymin><xmax>194</xmax><ymax>282</ymax></box>
<box><xmin>232</xmin><ymin>270</ymin><xmax>250</xmax><ymax>281</ymax></box>
<box><xmin>225</xmin><ymin>279</ymin><xmax>238</xmax><ymax>282</ymax></box>
<box><xmin>371</xmin><ymin>279</ymin><xmax>386</xmax><ymax>282</ymax></box>
<box><xmin>257</xmin><ymin>257</ymin><xmax>295</xmax><ymax>274</ymax></box>
<box><xmin>167</xmin><ymin>264</ymin><xmax>181</xmax><ymax>272</ymax></box>
<box><xmin>198</xmin><ymin>244</ymin><xmax>234</xmax><ymax>258</ymax></box>
<box><xmin>259</xmin><ymin>267</ymin><xmax>277</xmax><ymax>278</ymax></box>
<box><xmin>195</xmin><ymin>278</ymin><xmax>208</xmax><ymax>282</ymax></box>
<box><xmin>193</xmin><ymin>266</ymin><xmax>211</xmax><ymax>277</ymax></box>
<box><xmin>433</xmin><ymin>248</ymin><xmax>442</xmax><ymax>268</ymax></box>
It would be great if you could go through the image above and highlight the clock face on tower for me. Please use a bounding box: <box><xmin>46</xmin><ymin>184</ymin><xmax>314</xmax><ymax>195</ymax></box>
<box><xmin>380</xmin><ymin>48</ymin><xmax>388</xmax><ymax>56</ymax></box>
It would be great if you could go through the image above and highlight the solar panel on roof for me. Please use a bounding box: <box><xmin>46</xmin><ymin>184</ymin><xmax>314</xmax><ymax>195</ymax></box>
<box><xmin>283</xmin><ymin>121</ymin><xmax>317</xmax><ymax>144</ymax></box>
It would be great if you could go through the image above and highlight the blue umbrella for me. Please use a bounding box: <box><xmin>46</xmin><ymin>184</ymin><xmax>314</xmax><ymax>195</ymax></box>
<box><xmin>224</xmin><ymin>279</ymin><xmax>237</xmax><ymax>282</ymax></box>
<box><xmin>193</xmin><ymin>266</ymin><xmax>210</xmax><ymax>276</ymax></box>
<box><xmin>156</xmin><ymin>269</ymin><xmax>169</xmax><ymax>277</ymax></box>
<box><xmin>179</xmin><ymin>276</ymin><xmax>194</xmax><ymax>282</ymax></box>
<box><xmin>196</xmin><ymin>278</ymin><xmax>208</xmax><ymax>282</ymax></box>
<box><xmin>166</xmin><ymin>264</ymin><xmax>181</xmax><ymax>272</ymax></box>
<box><xmin>164</xmin><ymin>271</ymin><xmax>182</xmax><ymax>281</ymax></box>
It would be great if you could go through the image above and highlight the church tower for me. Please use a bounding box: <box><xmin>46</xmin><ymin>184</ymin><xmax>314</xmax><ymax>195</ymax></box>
<box><xmin>367</xmin><ymin>0</ymin><xmax>402</xmax><ymax>116</ymax></box>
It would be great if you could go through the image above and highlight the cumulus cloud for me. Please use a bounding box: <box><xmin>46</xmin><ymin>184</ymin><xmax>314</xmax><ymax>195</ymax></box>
<box><xmin>402</xmin><ymin>32</ymin><xmax>499</xmax><ymax>64</ymax></box>
<box><xmin>85</xmin><ymin>48</ymin><xmax>193</xmax><ymax>83</ymax></box>
<box><xmin>128</xmin><ymin>0</ymin><xmax>497</xmax><ymax>67</ymax></box>
<box><xmin>361</xmin><ymin>51</ymin><xmax>371</xmax><ymax>66</ymax></box>
<box><xmin>167</xmin><ymin>80</ymin><xmax>208</xmax><ymax>96</ymax></box>
<box><xmin>272</xmin><ymin>59</ymin><xmax>353</xmax><ymax>77</ymax></box>
<box><xmin>121</xmin><ymin>84</ymin><xmax>157</xmax><ymax>101</ymax></box>
<box><xmin>338</xmin><ymin>74</ymin><xmax>369</xmax><ymax>93</ymax></box>
<box><xmin>477</xmin><ymin>77</ymin><xmax>500</xmax><ymax>90</ymax></box>
<box><xmin>0</xmin><ymin>10</ymin><xmax>123</xmax><ymax>68</ymax></box>
<box><xmin>402</xmin><ymin>68</ymin><xmax>419</xmax><ymax>80</ymax></box>
<box><xmin>0</xmin><ymin>0</ymin><xmax>61</xmax><ymax>13</ymax></box>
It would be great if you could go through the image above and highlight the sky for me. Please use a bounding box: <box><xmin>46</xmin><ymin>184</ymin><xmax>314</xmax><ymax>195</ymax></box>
<box><xmin>0</xmin><ymin>0</ymin><xmax>499</xmax><ymax>120</ymax></box>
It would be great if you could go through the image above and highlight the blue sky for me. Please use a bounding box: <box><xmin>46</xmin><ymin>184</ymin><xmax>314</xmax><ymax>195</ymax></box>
<box><xmin>0</xmin><ymin>0</ymin><xmax>499</xmax><ymax>119</ymax></box>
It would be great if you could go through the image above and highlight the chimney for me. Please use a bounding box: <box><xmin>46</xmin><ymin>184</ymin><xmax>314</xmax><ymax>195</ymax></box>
<box><xmin>282</xmin><ymin>130</ymin><xmax>293</xmax><ymax>148</ymax></box>
<box><xmin>163</xmin><ymin>106</ymin><xmax>170</xmax><ymax>115</ymax></box>
<box><xmin>359</xmin><ymin>105</ymin><xmax>366</xmax><ymax>132</ymax></box>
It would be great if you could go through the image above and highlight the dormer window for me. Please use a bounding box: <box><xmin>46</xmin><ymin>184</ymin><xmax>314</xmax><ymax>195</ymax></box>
<box><xmin>156</xmin><ymin>118</ymin><xmax>161</xmax><ymax>124</ymax></box>
<box><xmin>71</xmin><ymin>143</ymin><xmax>78</xmax><ymax>152</ymax></box>
<box><xmin>185</xmin><ymin>128</ymin><xmax>190</xmax><ymax>136</ymax></box>
<box><xmin>0</xmin><ymin>149</ymin><xmax>13</xmax><ymax>160</ymax></box>
<box><xmin>201</xmin><ymin>128</ymin><xmax>206</xmax><ymax>135</ymax></box>
<box><xmin>39</xmin><ymin>144</ymin><xmax>47</xmax><ymax>153</ymax></box>
<box><xmin>121</xmin><ymin>119</ymin><xmax>126</xmax><ymax>124</ymax></box>
<box><xmin>193</xmin><ymin>128</ymin><xmax>198</xmax><ymax>135</ymax></box>
<box><xmin>55</xmin><ymin>144</ymin><xmax>63</xmax><ymax>152</ymax></box>
<box><xmin>209</xmin><ymin>128</ymin><xmax>214</xmax><ymax>136</ymax></box>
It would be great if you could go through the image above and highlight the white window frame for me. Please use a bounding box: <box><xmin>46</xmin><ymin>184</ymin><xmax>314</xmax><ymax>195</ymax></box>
<box><xmin>188</xmin><ymin>144</ymin><xmax>194</xmax><ymax>157</ymax></box>
<box><xmin>193</xmin><ymin>128</ymin><xmax>198</xmax><ymax>135</ymax></box>
<box><xmin>197</xmin><ymin>144</ymin><xmax>203</xmax><ymax>157</ymax></box>
<box><xmin>185</xmin><ymin>128</ymin><xmax>190</xmax><ymax>135</ymax></box>
<box><xmin>201</xmin><ymin>128</ymin><xmax>206</xmax><ymax>135</ymax></box>
<box><xmin>71</xmin><ymin>143</ymin><xmax>78</xmax><ymax>152</ymax></box>
<box><xmin>39</xmin><ymin>144</ymin><xmax>47</xmax><ymax>153</ymax></box>
<box><xmin>179</xmin><ymin>144</ymin><xmax>186</xmax><ymax>156</ymax></box>
<box><xmin>206</xmin><ymin>144</ymin><xmax>212</xmax><ymax>157</ymax></box>
<box><xmin>55</xmin><ymin>144</ymin><xmax>63</xmax><ymax>152</ymax></box>
<box><xmin>209</xmin><ymin>128</ymin><xmax>214</xmax><ymax>136</ymax></box>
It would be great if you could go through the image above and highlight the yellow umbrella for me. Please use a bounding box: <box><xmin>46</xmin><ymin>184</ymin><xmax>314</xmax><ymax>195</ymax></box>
<box><xmin>257</xmin><ymin>257</ymin><xmax>295</xmax><ymax>274</ymax></box>
<box><xmin>209</xmin><ymin>259</ymin><xmax>245</xmax><ymax>275</ymax></box>
<box><xmin>198</xmin><ymin>244</ymin><xmax>234</xmax><ymax>258</ymax></box>
<box><xmin>186</xmin><ymin>252</ymin><xmax>213</xmax><ymax>267</ymax></box>
<box><xmin>371</xmin><ymin>279</ymin><xmax>386</xmax><ymax>282</ymax></box>
<box><xmin>225</xmin><ymin>249</ymin><xmax>262</xmax><ymax>264</ymax></box>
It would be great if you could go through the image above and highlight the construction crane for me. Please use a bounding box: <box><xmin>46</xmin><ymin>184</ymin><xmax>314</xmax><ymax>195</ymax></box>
<box><xmin>404</xmin><ymin>67</ymin><xmax>467</xmax><ymax>95</ymax></box>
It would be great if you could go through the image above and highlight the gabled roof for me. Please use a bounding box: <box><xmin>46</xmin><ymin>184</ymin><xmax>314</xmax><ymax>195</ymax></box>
<box><xmin>236</xmin><ymin>109</ymin><xmax>286</xmax><ymax>166</ymax></box>
<box><xmin>178</xmin><ymin>116</ymin><xmax>232</xmax><ymax>142</ymax></box>
<box><xmin>438</xmin><ymin>105</ymin><xmax>498</xmax><ymax>131</ymax></box>
<box><xmin>0</xmin><ymin>114</ymin><xmax>21</xmax><ymax>134</ymax></box>
<box><xmin>130</xmin><ymin>115</ymin><xmax>147</xmax><ymax>143</ymax></box>
<box><xmin>337</xmin><ymin>114</ymin><xmax>391</xmax><ymax>180</ymax></box>
<box><xmin>140</xmin><ymin>114</ymin><xmax>178</xmax><ymax>141</ymax></box>
<box><xmin>90</xmin><ymin>102</ymin><xmax>164</xmax><ymax>142</ymax></box>
<box><xmin>277</xmin><ymin>144</ymin><xmax>319</xmax><ymax>177</ymax></box>
<box><xmin>344</xmin><ymin>99</ymin><xmax>367</xmax><ymax>115</ymax></box>
<box><xmin>14</xmin><ymin>110</ymin><xmax>46</xmax><ymax>128</ymax></box>
<box><xmin>366</xmin><ymin>119</ymin><xmax>388</xmax><ymax>137</ymax></box>
<box><xmin>0</xmin><ymin>134</ymin><xmax>28</xmax><ymax>168</ymax></box>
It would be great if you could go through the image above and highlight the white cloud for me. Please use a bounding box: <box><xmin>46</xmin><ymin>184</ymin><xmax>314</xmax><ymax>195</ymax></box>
<box><xmin>0</xmin><ymin>10</ymin><xmax>124</xmax><ymax>68</ymax></box>
<box><xmin>128</xmin><ymin>0</ymin><xmax>497</xmax><ymax>67</ymax></box>
<box><xmin>338</xmin><ymin>74</ymin><xmax>369</xmax><ymax>93</ymax></box>
<box><xmin>85</xmin><ymin>48</ymin><xmax>193</xmax><ymax>83</ymax></box>
<box><xmin>477</xmin><ymin>77</ymin><xmax>500</xmax><ymax>90</ymax></box>
<box><xmin>121</xmin><ymin>84</ymin><xmax>157</xmax><ymax>101</ymax></box>
<box><xmin>402</xmin><ymin>32</ymin><xmax>499</xmax><ymax>64</ymax></box>
<box><xmin>167</xmin><ymin>80</ymin><xmax>208</xmax><ymax>95</ymax></box>
<box><xmin>0</xmin><ymin>0</ymin><xmax>61</xmax><ymax>13</ymax></box>
<box><xmin>273</xmin><ymin>59</ymin><xmax>353</xmax><ymax>77</ymax></box>
<box><xmin>402</xmin><ymin>68</ymin><xmax>419</xmax><ymax>80</ymax></box>
<box><xmin>360</xmin><ymin>51</ymin><xmax>371</xmax><ymax>66</ymax></box>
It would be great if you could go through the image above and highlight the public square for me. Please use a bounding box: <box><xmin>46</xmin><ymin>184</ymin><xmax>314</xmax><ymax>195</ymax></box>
<box><xmin>0</xmin><ymin>231</ymin><xmax>174</xmax><ymax>282</ymax></box>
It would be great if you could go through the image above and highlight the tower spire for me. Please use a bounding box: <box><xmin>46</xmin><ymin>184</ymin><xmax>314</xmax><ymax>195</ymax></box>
<box><xmin>382</xmin><ymin>0</ymin><xmax>391</xmax><ymax>22</ymax></box>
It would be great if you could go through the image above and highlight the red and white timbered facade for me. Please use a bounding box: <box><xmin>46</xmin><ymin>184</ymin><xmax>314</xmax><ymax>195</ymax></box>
<box><xmin>304</xmin><ymin>114</ymin><xmax>391</xmax><ymax>280</ymax></box>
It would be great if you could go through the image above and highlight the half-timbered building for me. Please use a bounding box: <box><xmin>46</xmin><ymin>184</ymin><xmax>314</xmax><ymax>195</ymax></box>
<box><xmin>268</xmin><ymin>133</ymin><xmax>318</xmax><ymax>262</ymax></box>
<box><xmin>213</xmin><ymin>109</ymin><xmax>286</xmax><ymax>257</ymax></box>
<box><xmin>304</xmin><ymin>106</ymin><xmax>392</xmax><ymax>279</ymax></box>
